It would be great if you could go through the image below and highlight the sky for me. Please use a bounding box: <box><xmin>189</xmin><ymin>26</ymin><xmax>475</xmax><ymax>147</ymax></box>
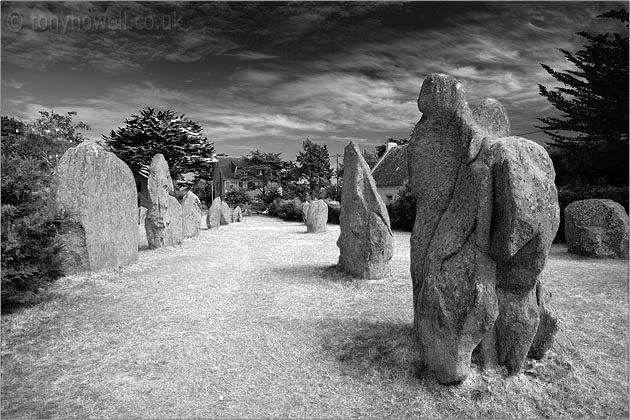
<box><xmin>1</xmin><ymin>1</ymin><xmax>628</xmax><ymax>162</ymax></box>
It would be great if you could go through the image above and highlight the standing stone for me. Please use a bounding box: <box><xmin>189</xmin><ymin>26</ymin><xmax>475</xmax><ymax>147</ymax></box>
<box><xmin>302</xmin><ymin>201</ymin><xmax>311</xmax><ymax>224</ymax></box>
<box><xmin>220</xmin><ymin>200</ymin><xmax>231</xmax><ymax>225</ymax></box>
<box><xmin>182</xmin><ymin>191</ymin><xmax>202</xmax><ymax>238</ymax></box>
<box><xmin>138</xmin><ymin>206</ymin><xmax>148</xmax><ymax>225</ymax></box>
<box><xmin>233</xmin><ymin>206</ymin><xmax>243</xmax><ymax>222</ymax></box>
<box><xmin>306</xmin><ymin>200</ymin><xmax>328</xmax><ymax>233</ymax></box>
<box><xmin>409</xmin><ymin>73</ymin><xmax>559</xmax><ymax>384</ymax></box>
<box><xmin>53</xmin><ymin>141</ymin><xmax>138</xmax><ymax>274</ymax></box>
<box><xmin>337</xmin><ymin>142</ymin><xmax>393</xmax><ymax>279</ymax></box>
<box><xmin>145</xmin><ymin>154</ymin><xmax>183</xmax><ymax>248</ymax></box>
<box><xmin>565</xmin><ymin>199</ymin><xmax>629</xmax><ymax>259</ymax></box>
<box><xmin>207</xmin><ymin>197</ymin><xmax>222</xmax><ymax>229</ymax></box>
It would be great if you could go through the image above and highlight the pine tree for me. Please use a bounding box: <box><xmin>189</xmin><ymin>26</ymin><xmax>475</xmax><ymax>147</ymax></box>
<box><xmin>239</xmin><ymin>150</ymin><xmax>288</xmax><ymax>195</ymax></box>
<box><xmin>537</xmin><ymin>8</ymin><xmax>628</xmax><ymax>151</ymax></box>
<box><xmin>103</xmin><ymin>107</ymin><xmax>216</xmax><ymax>188</ymax></box>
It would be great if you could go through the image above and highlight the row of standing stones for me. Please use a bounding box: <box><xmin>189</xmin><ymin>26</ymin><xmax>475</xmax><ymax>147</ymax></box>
<box><xmin>51</xmin><ymin>73</ymin><xmax>628</xmax><ymax>385</ymax></box>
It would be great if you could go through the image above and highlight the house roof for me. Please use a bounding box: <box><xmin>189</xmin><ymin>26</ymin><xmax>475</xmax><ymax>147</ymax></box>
<box><xmin>215</xmin><ymin>157</ymin><xmax>246</xmax><ymax>179</ymax></box>
<box><xmin>371</xmin><ymin>145</ymin><xmax>408</xmax><ymax>186</ymax></box>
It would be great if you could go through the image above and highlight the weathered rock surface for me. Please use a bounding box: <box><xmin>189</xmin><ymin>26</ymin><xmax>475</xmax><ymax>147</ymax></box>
<box><xmin>138</xmin><ymin>206</ymin><xmax>147</xmax><ymax>225</ymax></box>
<box><xmin>306</xmin><ymin>200</ymin><xmax>328</xmax><ymax>233</ymax></box>
<box><xmin>302</xmin><ymin>202</ymin><xmax>311</xmax><ymax>224</ymax></box>
<box><xmin>408</xmin><ymin>73</ymin><xmax>559</xmax><ymax>384</ymax></box>
<box><xmin>207</xmin><ymin>197</ymin><xmax>222</xmax><ymax>229</ymax></box>
<box><xmin>565</xmin><ymin>199</ymin><xmax>629</xmax><ymax>259</ymax></box>
<box><xmin>145</xmin><ymin>154</ymin><xmax>183</xmax><ymax>248</ymax></box>
<box><xmin>233</xmin><ymin>206</ymin><xmax>242</xmax><ymax>222</ymax></box>
<box><xmin>220</xmin><ymin>200</ymin><xmax>231</xmax><ymax>225</ymax></box>
<box><xmin>182</xmin><ymin>191</ymin><xmax>202</xmax><ymax>238</ymax></box>
<box><xmin>337</xmin><ymin>142</ymin><xmax>393</xmax><ymax>279</ymax></box>
<box><xmin>53</xmin><ymin>141</ymin><xmax>138</xmax><ymax>273</ymax></box>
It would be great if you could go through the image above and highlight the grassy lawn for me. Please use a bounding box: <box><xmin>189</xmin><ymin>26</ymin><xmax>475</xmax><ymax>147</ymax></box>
<box><xmin>1</xmin><ymin>215</ymin><xmax>628</xmax><ymax>418</ymax></box>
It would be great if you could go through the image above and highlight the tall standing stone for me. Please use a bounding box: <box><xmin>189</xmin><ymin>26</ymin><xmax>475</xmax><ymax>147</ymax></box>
<box><xmin>182</xmin><ymin>191</ymin><xmax>202</xmax><ymax>238</ymax></box>
<box><xmin>337</xmin><ymin>142</ymin><xmax>393</xmax><ymax>279</ymax></box>
<box><xmin>408</xmin><ymin>73</ymin><xmax>559</xmax><ymax>384</ymax></box>
<box><xmin>145</xmin><ymin>154</ymin><xmax>183</xmax><ymax>248</ymax></box>
<box><xmin>220</xmin><ymin>200</ymin><xmax>231</xmax><ymax>225</ymax></box>
<box><xmin>565</xmin><ymin>199</ymin><xmax>629</xmax><ymax>259</ymax></box>
<box><xmin>306</xmin><ymin>200</ymin><xmax>328</xmax><ymax>233</ymax></box>
<box><xmin>53</xmin><ymin>141</ymin><xmax>138</xmax><ymax>273</ymax></box>
<box><xmin>207</xmin><ymin>197</ymin><xmax>222</xmax><ymax>229</ymax></box>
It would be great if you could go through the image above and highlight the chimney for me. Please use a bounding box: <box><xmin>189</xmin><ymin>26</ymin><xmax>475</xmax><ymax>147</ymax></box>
<box><xmin>386</xmin><ymin>141</ymin><xmax>397</xmax><ymax>153</ymax></box>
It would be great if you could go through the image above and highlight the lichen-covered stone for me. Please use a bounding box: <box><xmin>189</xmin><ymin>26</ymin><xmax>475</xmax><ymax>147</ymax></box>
<box><xmin>207</xmin><ymin>197</ymin><xmax>222</xmax><ymax>229</ymax></box>
<box><xmin>565</xmin><ymin>199</ymin><xmax>629</xmax><ymax>259</ymax></box>
<box><xmin>182</xmin><ymin>191</ymin><xmax>202</xmax><ymax>238</ymax></box>
<box><xmin>53</xmin><ymin>141</ymin><xmax>138</xmax><ymax>273</ymax></box>
<box><xmin>145</xmin><ymin>154</ymin><xmax>183</xmax><ymax>248</ymax></box>
<box><xmin>337</xmin><ymin>142</ymin><xmax>393</xmax><ymax>279</ymax></box>
<box><xmin>409</xmin><ymin>73</ymin><xmax>559</xmax><ymax>384</ymax></box>
<box><xmin>306</xmin><ymin>200</ymin><xmax>327</xmax><ymax>233</ymax></box>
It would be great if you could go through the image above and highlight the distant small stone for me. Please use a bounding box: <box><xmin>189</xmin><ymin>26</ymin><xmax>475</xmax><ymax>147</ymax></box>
<box><xmin>565</xmin><ymin>199</ymin><xmax>629</xmax><ymax>259</ymax></box>
<box><xmin>302</xmin><ymin>201</ymin><xmax>311</xmax><ymax>224</ymax></box>
<box><xmin>233</xmin><ymin>206</ymin><xmax>243</xmax><ymax>222</ymax></box>
<box><xmin>306</xmin><ymin>200</ymin><xmax>327</xmax><ymax>233</ymax></box>
<box><xmin>220</xmin><ymin>200</ymin><xmax>231</xmax><ymax>225</ymax></box>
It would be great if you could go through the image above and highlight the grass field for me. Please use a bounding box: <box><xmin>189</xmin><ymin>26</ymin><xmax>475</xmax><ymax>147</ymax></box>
<box><xmin>1</xmin><ymin>215</ymin><xmax>628</xmax><ymax>418</ymax></box>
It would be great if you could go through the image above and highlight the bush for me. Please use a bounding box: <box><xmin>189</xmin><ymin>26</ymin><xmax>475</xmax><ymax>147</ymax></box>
<box><xmin>1</xmin><ymin>136</ymin><xmax>70</xmax><ymax>312</ymax></box>
<box><xmin>555</xmin><ymin>184</ymin><xmax>629</xmax><ymax>242</ymax></box>
<box><xmin>268</xmin><ymin>198</ymin><xmax>303</xmax><ymax>221</ymax></box>
<box><xmin>224</xmin><ymin>189</ymin><xmax>251</xmax><ymax>207</ymax></box>
<box><xmin>386</xmin><ymin>183</ymin><xmax>416</xmax><ymax>232</ymax></box>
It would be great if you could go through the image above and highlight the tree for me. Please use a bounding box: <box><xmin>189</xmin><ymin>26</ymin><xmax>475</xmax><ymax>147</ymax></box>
<box><xmin>32</xmin><ymin>111</ymin><xmax>90</xmax><ymax>144</ymax></box>
<box><xmin>293</xmin><ymin>139</ymin><xmax>334</xmax><ymax>197</ymax></box>
<box><xmin>537</xmin><ymin>8</ymin><xmax>628</xmax><ymax>152</ymax></box>
<box><xmin>239</xmin><ymin>150</ymin><xmax>288</xmax><ymax>195</ymax></box>
<box><xmin>1</xmin><ymin>115</ymin><xmax>75</xmax><ymax>311</ymax></box>
<box><xmin>103</xmin><ymin>107</ymin><xmax>216</xmax><ymax>188</ymax></box>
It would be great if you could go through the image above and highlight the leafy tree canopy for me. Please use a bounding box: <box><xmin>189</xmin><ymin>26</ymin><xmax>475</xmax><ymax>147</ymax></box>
<box><xmin>32</xmin><ymin>111</ymin><xmax>90</xmax><ymax>144</ymax></box>
<box><xmin>239</xmin><ymin>150</ymin><xmax>288</xmax><ymax>194</ymax></box>
<box><xmin>103</xmin><ymin>107</ymin><xmax>216</xmax><ymax>188</ymax></box>
<box><xmin>537</xmin><ymin>8</ymin><xmax>629</xmax><ymax>151</ymax></box>
<box><xmin>293</xmin><ymin>139</ymin><xmax>333</xmax><ymax>196</ymax></box>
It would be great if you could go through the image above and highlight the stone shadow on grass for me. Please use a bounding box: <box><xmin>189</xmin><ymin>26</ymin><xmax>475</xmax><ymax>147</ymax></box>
<box><xmin>319</xmin><ymin>320</ymin><xmax>422</xmax><ymax>380</ymax></box>
<box><xmin>271</xmin><ymin>264</ymin><xmax>358</xmax><ymax>283</ymax></box>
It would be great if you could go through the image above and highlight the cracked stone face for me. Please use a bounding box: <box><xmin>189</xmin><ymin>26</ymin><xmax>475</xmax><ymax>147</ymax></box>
<box><xmin>409</xmin><ymin>73</ymin><xmax>559</xmax><ymax>384</ymax></box>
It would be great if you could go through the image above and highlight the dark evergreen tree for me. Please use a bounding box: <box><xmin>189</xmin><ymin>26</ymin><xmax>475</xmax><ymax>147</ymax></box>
<box><xmin>537</xmin><ymin>9</ymin><xmax>628</xmax><ymax>152</ymax></box>
<box><xmin>103</xmin><ymin>107</ymin><xmax>216</xmax><ymax>188</ymax></box>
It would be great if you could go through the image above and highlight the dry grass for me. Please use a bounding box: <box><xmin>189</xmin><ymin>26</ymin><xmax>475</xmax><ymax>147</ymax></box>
<box><xmin>1</xmin><ymin>215</ymin><xmax>628</xmax><ymax>419</ymax></box>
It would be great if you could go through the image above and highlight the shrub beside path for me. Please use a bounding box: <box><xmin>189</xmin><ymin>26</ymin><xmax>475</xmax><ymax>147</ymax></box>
<box><xmin>2</xmin><ymin>216</ymin><xmax>628</xmax><ymax>418</ymax></box>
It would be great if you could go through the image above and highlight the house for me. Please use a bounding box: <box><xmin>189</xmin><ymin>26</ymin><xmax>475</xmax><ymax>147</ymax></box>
<box><xmin>371</xmin><ymin>142</ymin><xmax>409</xmax><ymax>203</ymax></box>
<box><xmin>212</xmin><ymin>156</ymin><xmax>256</xmax><ymax>200</ymax></box>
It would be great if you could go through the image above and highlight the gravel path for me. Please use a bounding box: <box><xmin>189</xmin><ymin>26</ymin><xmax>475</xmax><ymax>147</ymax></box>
<box><xmin>2</xmin><ymin>216</ymin><xmax>417</xmax><ymax>419</ymax></box>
